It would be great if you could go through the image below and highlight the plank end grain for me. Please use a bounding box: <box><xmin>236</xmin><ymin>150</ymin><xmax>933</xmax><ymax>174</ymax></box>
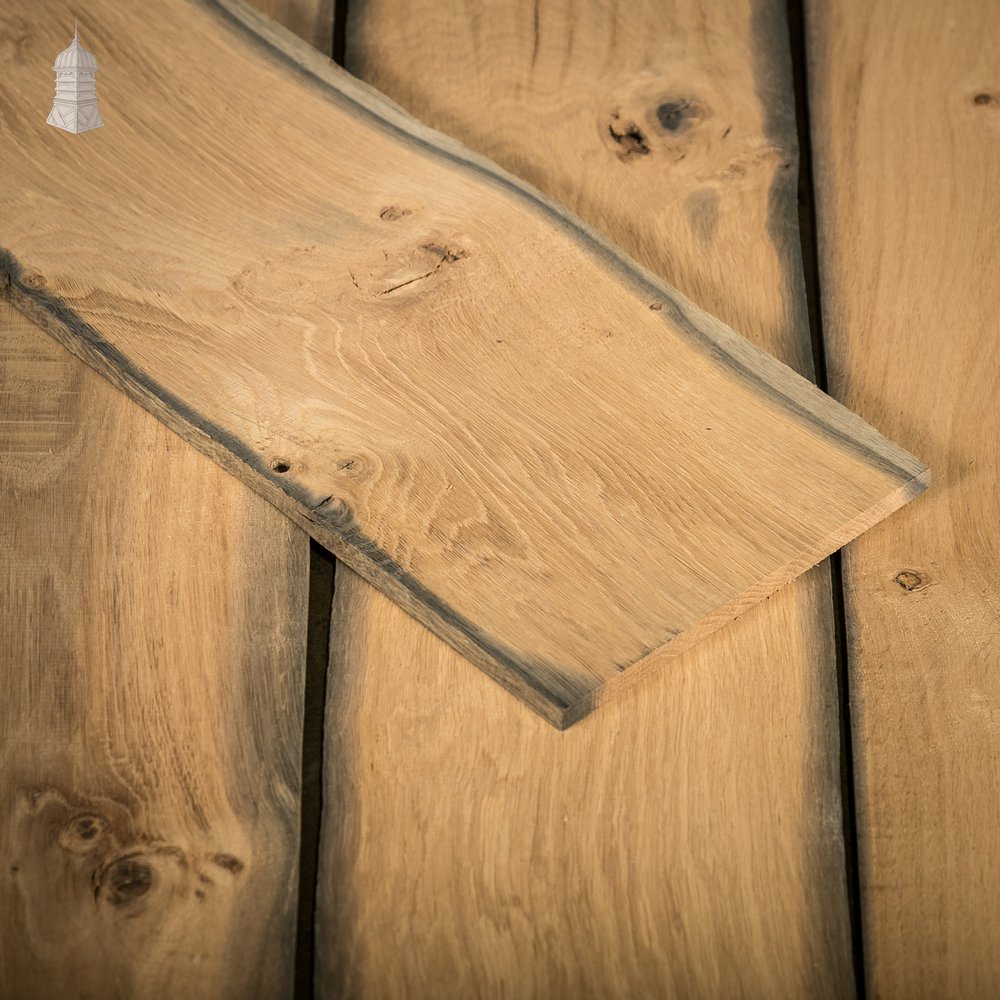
<box><xmin>1</xmin><ymin>0</ymin><xmax>927</xmax><ymax>727</ymax></box>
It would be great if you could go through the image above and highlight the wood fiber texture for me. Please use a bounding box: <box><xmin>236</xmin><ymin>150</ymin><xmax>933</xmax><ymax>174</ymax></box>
<box><xmin>1</xmin><ymin>0</ymin><xmax>926</xmax><ymax>726</ymax></box>
<box><xmin>0</xmin><ymin>300</ymin><xmax>308</xmax><ymax>997</ymax></box>
<box><xmin>314</xmin><ymin>0</ymin><xmax>857</xmax><ymax>995</ymax></box>
<box><xmin>809</xmin><ymin>0</ymin><xmax>1000</xmax><ymax>995</ymax></box>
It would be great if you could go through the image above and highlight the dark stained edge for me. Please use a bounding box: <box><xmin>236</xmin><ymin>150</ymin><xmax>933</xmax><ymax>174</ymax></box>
<box><xmin>200</xmin><ymin>0</ymin><xmax>928</xmax><ymax>485</ymax></box>
<box><xmin>0</xmin><ymin>252</ymin><xmax>585</xmax><ymax>729</ymax></box>
<box><xmin>315</xmin><ymin>494</ymin><xmax>589</xmax><ymax>715</ymax></box>
<box><xmin>828</xmin><ymin>548</ymin><xmax>868</xmax><ymax>1000</ymax></box>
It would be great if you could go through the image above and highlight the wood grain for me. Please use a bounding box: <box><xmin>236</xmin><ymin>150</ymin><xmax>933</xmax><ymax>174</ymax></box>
<box><xmin>314</xmin><ymin>0</ymin><xmax>857</xmax><ymax>994</ymax></box>
<box><xmin>319</xmin><ymin>566</ymin><xmax>855</xmax><ymax>998</ymax></box>
<box><xmin>808</xmin><ymin>0</ymin><xmax>1000</xmax><ymax>994</ymax></box>
<box><xmin>1</xmin><ymin>0</ymin><xmax>926</xmax><ymax>726</ymax></box>
<box><xmin>0</xmin><ymin>298</ymin><xmax>307</xmax><ymax>997</ymax></box>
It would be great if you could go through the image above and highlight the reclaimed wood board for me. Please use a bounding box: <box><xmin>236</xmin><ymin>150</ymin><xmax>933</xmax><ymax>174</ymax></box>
<box><xmin>808</xmin><ymin>0</ymin><xmax>1000</xmax><ymax>994</ymax></box>
<box><xmin>1</xmin><ymin>0</ymin><xmax>927</xmax><ymax>726</ymax></box>
<box><xmin>0</xmin><ymin>299</ymin><xmax>308</xmax><ymax>998</ymax></box>
<box><xmin>314</xmin><ymin>0</ymin><xmax>855</xmax><ymax>994</ymax></box>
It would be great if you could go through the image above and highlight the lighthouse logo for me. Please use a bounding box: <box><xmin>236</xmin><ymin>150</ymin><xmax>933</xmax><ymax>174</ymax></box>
<box><xmin>47</xmin><ymin>20</ymin><xmax>104</xmax><ymax>134</ymax></box>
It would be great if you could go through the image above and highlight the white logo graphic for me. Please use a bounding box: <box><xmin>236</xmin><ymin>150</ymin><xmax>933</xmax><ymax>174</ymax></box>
<box><xmin>47</xmin><ymin>20</ymin><xmax>104</xmax><ymax>134</ymax></box>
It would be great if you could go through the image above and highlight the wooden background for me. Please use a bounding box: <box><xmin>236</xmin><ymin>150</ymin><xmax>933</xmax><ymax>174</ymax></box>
<box><xmin>2</xmin><ymin>0</ymin><xmax>996</xmax><ymax>996</ymax></box>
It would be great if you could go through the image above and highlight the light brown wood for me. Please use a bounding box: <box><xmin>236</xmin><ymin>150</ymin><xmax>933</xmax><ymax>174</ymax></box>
<box><xmin>347</xmin><ymin>0</ymin><xmax>815</xmax><ymax>379</ymax></box>
<box><xmin>314</xmin><ymin>0</ymin><xmax>857</xmax><ymax>995</ymax></box>
<box><xmin>320</xmin><ymin>566</ymin><xmax>854</xmax><ymax>998</ymax></box>
<box><xmin>0</xmin><ymin>298</ymin><xmax>308</xmax><ymax>997</ymax></box>
<box><xmin>808</xmin><ymin>1</ymin><xmax>1000</xmax><ymax>994</ymax></box>
<box><xmin>2</xmin><ymin>0</ymin><xmax>925</xmax><ymax>727</ymax></box>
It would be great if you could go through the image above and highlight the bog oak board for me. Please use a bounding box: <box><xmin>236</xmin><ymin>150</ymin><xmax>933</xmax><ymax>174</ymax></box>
<box><xmin>808</xmin><ymin>0</ymin><xmax>1000</xmax><ymax>994</ymax></box>
<box><xmin>313</xmin><ymin>0</ymin><xmax>855</xmax><ymax>995</ymax></box>
<box><xmin>1</xmin><ymin>0</ymin><xmax>926</xmax><ymax>726</ymax></box>
<box><xmin>0</xmin><ymin>299</ymin><xmax>308</xmax><ymax>998</ymax></box>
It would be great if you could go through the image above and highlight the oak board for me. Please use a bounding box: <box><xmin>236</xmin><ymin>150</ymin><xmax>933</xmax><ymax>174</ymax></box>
<box><xmin>809</xmin><ymin>0</ymin><xmax>1000</xmax><ymax>993</ymax></box>
<box><xmin>2</xmin><ymin>0</ymin><xmax>329</xmax><ymax>995</ymax></box>
<box><xmin>0</xmin><ymin>299</ymin><xmax>308</xmax><ymax>998</ymax></box>
<box><xmin>314</xmin><ymin>0</ymin><xmax>856</xmax><ymax>995</ymax></box>
<box><xmin>1</xmin><ymin>0</ymin><xmax>927</xmax><ymax>725</ymax></box>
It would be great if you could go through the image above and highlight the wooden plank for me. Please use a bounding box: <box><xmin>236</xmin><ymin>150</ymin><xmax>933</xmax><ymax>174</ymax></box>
<box><xmin>313</xmin><ymin>0</ymin><xmax>857</xmax><ymax>994</ymax></box>
<box><xmin>1</xmin><ymin>0</ymin><xmax>926</xmax><ymax>728</ymax></box>
<box><xmin>0</xmin><ymin>302</ymin><xmax>307</xmax><ymax>995</ymax></box>
<box><xmin>807</xmin><ymin>1</ymin><xmax>1000</xmax><ymax>994</ymax></box>
<box><xmin>320</xmin><ymin>568</ymin><xmax>856</xmax><ymax>998</ymax></box>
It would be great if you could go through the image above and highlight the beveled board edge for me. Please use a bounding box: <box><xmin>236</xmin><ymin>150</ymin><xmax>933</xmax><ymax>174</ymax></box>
<box><xmin>1</xmin><ymin>0</ymin><xmax>930</xmax><ymax>728</ymax></box>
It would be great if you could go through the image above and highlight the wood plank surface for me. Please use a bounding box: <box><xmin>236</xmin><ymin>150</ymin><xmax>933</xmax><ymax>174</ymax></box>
<box><xmin>0</xmin><ymin>300</ymin><xmax>307</xmax><ymax>996</ymax></box>
<box><xmin>808</xmin><ymin>1</ymin><xmax>1000</xmax><ymax>995</ymax></box>
<box><xmin>1</xmin><ymin>0</ymin><xmax>925</xmax><ymax>727</ymax></box>
<box><xmin>313</xmin><ymin>1</ymin><xmax>858</xmax><ymax>995</ymax></box>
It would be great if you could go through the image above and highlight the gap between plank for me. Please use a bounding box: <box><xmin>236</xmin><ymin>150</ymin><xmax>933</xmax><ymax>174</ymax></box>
<box><xmin>295</xmin><ymin>541</ymin><xmax>336</xmax><ymax>1000</ymax></box>
<box><xmin>785</xmin><ymin>1</ymin><xmax>867</xmax><ymax>997</ymax></box>
<box><xmin>332</xmin><ymin>0</ymin><xmax>349</xmax><ymax>65</ymax></box>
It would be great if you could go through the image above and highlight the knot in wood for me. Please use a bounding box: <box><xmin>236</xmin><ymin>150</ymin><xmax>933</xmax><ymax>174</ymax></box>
<box><xmin>894</xmin><ymin>569</ymin><xmax>930</xmax><ymax>592</ymax></box>
<box><xmin>102</xmin><ymin>856</ymin><xmax>154</xmax><ymax>906</ymax></box>
<box><xmin>59</xmin><ymin>813</ymin><xmax>108</xmax><ymax>852</ymax></box>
